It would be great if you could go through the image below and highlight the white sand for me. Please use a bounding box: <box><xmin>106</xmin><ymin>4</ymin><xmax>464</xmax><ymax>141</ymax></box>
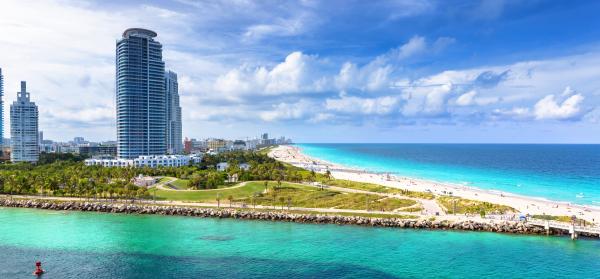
<box><xmin>269</xmin><ymin>145</ymin><xmax>600</xmax><ymax>222</ymax></box>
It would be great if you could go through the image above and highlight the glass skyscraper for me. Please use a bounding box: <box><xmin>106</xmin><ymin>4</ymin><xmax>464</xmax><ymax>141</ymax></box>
<box><xmin>116</xmin><ymin>28</ymin><xmax>166</xmax><ymax>159</ymax></box>
<box><xmin>10</xmin><ymin>81</ymin><xmax>39</xmax><ymax>163</ymax></box>
<box><xmin>165</xmin><ymin>70</ymin><xmax>183</xmax><ymax>154</ymax></box>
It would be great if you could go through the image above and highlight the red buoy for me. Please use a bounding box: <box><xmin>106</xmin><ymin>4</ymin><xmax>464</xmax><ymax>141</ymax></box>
<box><xmin>33</xmin><ymin>261</ymin><xmax>44</xmax><ymax>276</ymax></box>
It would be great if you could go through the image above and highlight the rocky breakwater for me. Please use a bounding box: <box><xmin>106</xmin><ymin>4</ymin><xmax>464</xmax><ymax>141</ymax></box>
<box><xmin>0</xmin><ymin>198</ymin><xmax>582</xmax><ymax>237</ymax></box>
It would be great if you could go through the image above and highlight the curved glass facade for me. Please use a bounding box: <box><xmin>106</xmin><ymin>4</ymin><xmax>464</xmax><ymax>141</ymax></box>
<box><xmin>116</xmin><ymin>29</ymin><xmax>166</xmax><ymax>159</ymax></box>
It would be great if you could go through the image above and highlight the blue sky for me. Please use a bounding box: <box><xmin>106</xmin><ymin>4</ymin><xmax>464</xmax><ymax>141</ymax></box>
<box><xmin>1</xmin><ymin>0</ymin><xmax>599</xmax><ymax>143</ymax></box>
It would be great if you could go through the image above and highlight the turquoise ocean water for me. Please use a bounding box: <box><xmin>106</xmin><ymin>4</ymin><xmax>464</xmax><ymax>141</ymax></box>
<box><xmin>297</xmin><ymin>144</ymin><xmax>600</xmax><ymax>205</ymax></box>
<box><xmin>1</xmin><ymin>207</ymin><xmax>599</xmax><ymax>278</ymax></box>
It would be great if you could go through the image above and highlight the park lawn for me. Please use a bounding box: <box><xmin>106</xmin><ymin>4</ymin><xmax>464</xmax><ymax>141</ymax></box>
<box><xmin>154</xmin><ymin>182</ymin><xmax>265</xmax><ymax>202</ymax></box>
<box><xmin>159</xmin><ymin>177</ymin><xmax>173</xmax><ymax>183</ymax></box>
<box><xmin>239</xmin><ymin>182</ymin><xmax>416</xmax><ymax>211</ymax></box>
<box><xmin>437</xmin><ymin>196</ymin><xmax>515</xmax><ymax>215</ymax></box>
<box><xmin>169</xmin><ymin>179</ymin><xmax>190</xmax><ymax>190</ymax></box>
<box><xmin>323</xmin><ymin>179</ymin><xmax>435</xmax><ymax>200</ymax></box>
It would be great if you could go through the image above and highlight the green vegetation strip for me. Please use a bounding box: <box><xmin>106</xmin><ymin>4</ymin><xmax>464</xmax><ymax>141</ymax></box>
<box><xmin>168</xmin><ymin>179</ymin><xmax>190</xmax><ymax>190</ymax></box>
<box><xmin>437</xmin><ymin>196</ymin><xmax>515</xmax><ymax>215</ymax></box>
<box><xmin>323</xmin><ymin>179</ymin><xmax>435</xmax><ymax>199</ymax></box>
<box><xmin>153</xmin><ymin>182</ymin><xmax>265</xmax><ymax>202</ymax></box>
<box><xmin>236</xmin><ymin>182</ymin><xmax>416</xmax><ymax>211</ymax></box>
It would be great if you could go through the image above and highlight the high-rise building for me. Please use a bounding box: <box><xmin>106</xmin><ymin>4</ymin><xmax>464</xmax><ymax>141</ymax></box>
<box><xmin>0</xmin><ymin>68</ymin><xmax>4</xmax><ymax>145</ymax></box>
<box><xmin>10</xmin><ymin>81</ymin><xmax>39</xmax><ymax>163</ymax></box>
<box><xmin>165</xmin><ymin>70</ymin><xmax>183</xmax><ymax>154</ymax></box>
<box><xmin>116</xmin><ymin>28</ymin><xmax>166</xmax><ymax>159</ymax></box>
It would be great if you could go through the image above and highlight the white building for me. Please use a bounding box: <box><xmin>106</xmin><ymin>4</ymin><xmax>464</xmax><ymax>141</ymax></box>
<box><xmin>85</xmin><ymin>154</ymin><xmax>202</xmax><ymax>168</ymax></box>
<box><xmin>84</xmin><ymin>158</ymin><xmax>133</xmax><ymax>167</ymax></box>
<box><xmin>10</xmin><ymin>81</ymin><xmax>39</xmax><ymax>163</ymax></box>
<box><xmin>216</xmin><ymin>162</ymin><xmax>228</xmax><ymax>171</ymax></box>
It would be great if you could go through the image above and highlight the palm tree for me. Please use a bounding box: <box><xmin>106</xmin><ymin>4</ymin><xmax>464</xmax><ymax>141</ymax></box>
<box><xmin>287</xmin><ymin>196</ymin><xmax>292</xmax><ymax>210</ymax></box>
<box><xmin>228</xmin><ymin>195</ymin><xmax>234</xmax><ymax>208</ymax></box>
<box><xmin>216</xmin><ymin>193</ymin><xmax>221</xmax><ymax>208</ymax></box>
<box><xmin>263</xmin><ymin>181</ymin><xmax>268</xmax><ymax>193</ymax></box>
<box><xmin>279</xmin><ymin>196</ymin><xmax>285</xmax><ymax>210</ymax></box>
<box><xmin>325</xmin><ymin>170</ymin><xmax>332</xmax><ymax>181</ymax></box>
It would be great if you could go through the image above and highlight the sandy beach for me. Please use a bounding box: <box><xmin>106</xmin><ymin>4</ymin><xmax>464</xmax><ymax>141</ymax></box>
<box><xmin>269</xmin><ymin>145</ymin><xmax>600</xmax><ymax>223</ymax></box>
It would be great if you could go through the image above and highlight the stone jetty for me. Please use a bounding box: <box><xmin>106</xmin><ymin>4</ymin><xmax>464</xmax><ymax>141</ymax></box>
<box><xmin>0</xmin><ymin>198</ymin><xmax>594</xmax><ymax>238</ymax></box>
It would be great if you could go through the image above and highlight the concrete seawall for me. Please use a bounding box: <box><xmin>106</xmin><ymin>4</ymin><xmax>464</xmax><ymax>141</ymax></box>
<box><xmin>0</xmin><ymin>198</ymin><xmax>594</xmax><ymax>238</ymax></box>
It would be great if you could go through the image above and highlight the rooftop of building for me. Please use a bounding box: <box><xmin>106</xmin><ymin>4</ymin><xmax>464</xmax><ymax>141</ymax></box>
<box><xmin>122</xmin><ymin>28</ymin><xmax>157</xmax><ymax>39</ymax></box>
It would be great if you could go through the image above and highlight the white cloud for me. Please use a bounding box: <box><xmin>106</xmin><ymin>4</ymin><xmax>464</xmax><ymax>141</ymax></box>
<box><xmin>326</xmin><ymin>96</ymin><xmax>400</xmax><ymax>115</ymax></box>
<box><xmin>260</xmin><ymin>100</ymin><xmax>313</xmax><ymax>122</ymax></box>
<box><xmin>455</xmin><ymin>90</ymin><xmax>499</xmax><ymax>106</ymax></box>
<box><xmin>456</xmin><ymin>90</ymin><xmax>477</xmax><ymax>106</ymax></box>
<box><xmin>392</xmin><ymin>36</ymin><xmax>427</xmax><ymax>60</ymax></box>
<box><xmin>534</xmin><ymin>92</ymin><xmax>585</xmax><ymax>120</ymax></box>
<box><xmin>213</xmin><ymin>51</ymin><xmax>330</xmax><ymax>99</ymax></box>
<box><xmin>243</xmin><ymin>12</ymin><xmax>315</xmax><ymax>42</ymax></box>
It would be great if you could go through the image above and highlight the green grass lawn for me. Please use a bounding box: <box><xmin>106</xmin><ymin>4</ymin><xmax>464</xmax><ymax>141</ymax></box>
<box><xmin>238</xmin><ymin>182</ymin><xmax>416</xmax><ymax>211</ymax></box>
<box><xmin>153</xmin><ymin>181</ymin><xmax>416</xmax><ymax>212</ymax></box>
<box><xmin>437</xmin><ymin>196</ymin><xmax>515</xmax><ymax>215</ymax></box>
<box><xmin>153</xmin><ymin>182</ymin><xmax>265</xmax><ymax>202</ymax></box>
<box><xmin>159</xmin><ymin>177</ymin><xmax>173</xmax><ymax>183</ymax></box>
<box><xmin>322</xmin><ymin>179</ymin><xmax>435</xmax><ymax>200</ymax></box>
<box><xmin>168</xmin><ymin>179</ymin><xmax>190</xmax><ymax>190</ymax></box>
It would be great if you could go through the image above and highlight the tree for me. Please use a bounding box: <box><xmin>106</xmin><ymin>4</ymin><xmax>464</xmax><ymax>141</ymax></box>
<box><xmin>279</xmin><ymin>196</ymin><xmax>285</xmax><ymax>210</ymax></box>
<box><xmin>228</xmin><ymin>195</ymin><xmax>234</xmax><ymax>208</ymax></box>
<box><xmin>264</xmin><ymin>181</ymin><xmax>268</xmax><ymax>193</ymax></box>
<box><xmin>325</xmin><ymin>170</ymin><xmax>332</xmax><ymax>181</ymax></box>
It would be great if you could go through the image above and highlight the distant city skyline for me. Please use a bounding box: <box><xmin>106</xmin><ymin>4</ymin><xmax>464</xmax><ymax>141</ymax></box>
<box><xmin>1</xmin><ymin>1</ymin><xmax>600</xmax><ymax>143</ymax></box>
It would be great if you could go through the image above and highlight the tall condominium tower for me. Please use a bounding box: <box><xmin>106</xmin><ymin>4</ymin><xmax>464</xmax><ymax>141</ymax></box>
<box><xmin>116</xmin><ymin>28</ymin><xmax>166</xmax><ymax>159</ymax></box>
<box><xmin>10</xmin><ymin>81</ymin><xmax>39</xmax><ymax>163</ymax></box>
<box><xmin>165</xmin><ymin>70</ymin><xmax>183</xmax><ymax>154</ymax></box>
<box><xmin>0</xmin><ymin>68</ymin><xmax>4</xmax><ymax>144</ymax></box>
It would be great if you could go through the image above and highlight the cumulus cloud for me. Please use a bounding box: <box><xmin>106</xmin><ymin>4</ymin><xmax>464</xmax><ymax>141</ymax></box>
<box><xmin>213</xmin><ymin>51</ymin><xmax>331</xmax><ymax>100</ymax></box>
<box><xmin>534</xmin><ymin>92</ymin><xmax>585</xmax><ymax>120</ymax></box>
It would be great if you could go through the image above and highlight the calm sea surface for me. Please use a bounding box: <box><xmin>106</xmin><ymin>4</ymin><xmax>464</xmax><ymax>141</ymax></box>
<box><xmin>1</xmin><ymin>208</ymin><xmax>599</xmax><ymax>278</ymax></box>
<box><xmin>297</xmin><ymin>144</ymin><xmax>600</xmax><ymax>204</ymax></box>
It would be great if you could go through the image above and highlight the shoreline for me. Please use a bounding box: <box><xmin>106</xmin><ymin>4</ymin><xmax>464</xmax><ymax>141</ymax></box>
<box><xmin>269</xmin><ymin>145</ymin><xmax>600</xmax><ymax>223</ymax></box>
<box><xmin>0</xmin><ymin>198</ymin><xmax>586</xmax><ymax>238</ymax></box>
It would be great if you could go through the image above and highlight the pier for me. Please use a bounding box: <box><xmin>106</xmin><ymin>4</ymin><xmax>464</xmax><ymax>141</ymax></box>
<box><xmin>527</xmin><ymin>219</ymin><xmax>600</xmax><ymax>239</ymax></box>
